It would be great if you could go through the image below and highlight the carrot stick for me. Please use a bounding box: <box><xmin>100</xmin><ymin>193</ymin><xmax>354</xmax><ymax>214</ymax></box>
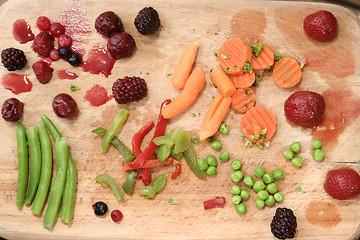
<box><xmin>210</xmin><ymin>67</ymin><xmax>236</xmax><ymax>97</ymax></box>
<box><xmin>273</xmin><ymin>56</ymin><xmax>302</xmax><ymax>88</ymax></box>
<box><xmin>199</xmin><ymin>95</ymin><xmax>231</xmax><ymax>141</ymax></box>
<box><xmin>217</xmin><ymin>37</ymin><xmax>252</xmax><ymax>75</ymax></box>
<box><xmin>229</xmin><ymin>71</ymin><xmax>256</xmax><ymax>89</ymax></box>
<box><xmin>122</xmin><ymin>157</ymin><xmax>173</xmax><ymax>171</ymax></box>
<box><xmin>231</xmin><ymin>88</ymin><xmax>255</xmax><ymax>114</ymax></box>
<box><xmin>172</xmin><ymin>42</ymin><xmax>198</xmax><ymax>90</ymax></box>
<box><xmin>162</xmin><ymin>66</ymin><xmax>205</xmax><ymax>119</ymax></box>
<box><xmin>251</xmin><ymin>44</ymin><xmax>274</xmax><ymax>71</ymax></box>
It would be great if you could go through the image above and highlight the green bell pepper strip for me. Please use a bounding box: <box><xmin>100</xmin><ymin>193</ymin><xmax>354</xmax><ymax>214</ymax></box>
<box><xmin>92</xmin><ymin>127</ymin><xmax>134</xmax><ymax>163</ymax></box>
<box><xmin>101</xmin><ymin>108</ymin><xmax>129</xmax><ymax>153</ymax></box>
<box><xmin>183</xmin><ymin>143</ymin><xmax>207</xmax><ymax>179</ymax></box>
<box><xmin>157</xmin><ymin>144</ymin><xmax>171</xmax><ymax>164</ymax></box>
<box><xmin>95</xmin><ymin>174</ymin><xmax>124</xmax><ymax>201</ymax></box>
<box><xmin>16</xmin><ymin>123</ymin><xmax>28</xmax><ymax>210</ymax></box>
<box><xmin>170</xmin><ymin>128</ymin><xmax>191</xmax><ymax>154</ymax></box>
<box><xmin>138</xmin><ymin>173</ymin><xmax>166</xmax><ymax>199</ymax></box>
<box><xmin>123</xmin><ymin>171</ymin><xmax>137</xmax><ymax>195</ymax></box>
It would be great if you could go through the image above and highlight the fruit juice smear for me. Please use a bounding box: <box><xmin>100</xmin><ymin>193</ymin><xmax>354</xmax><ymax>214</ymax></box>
<box><xmin>81</xmin><ymin>44</ymin><xmax>115</xmax><ymax>77</ymax></box>
<box><xmin>12</xmin><ymin>19</ymin><xmax>34</xmax><ymax>44</ymax></box>
<box><xmin>84</xmin><ymin>84</ymin><xmax>112</xmax><ymax>107</ymax></box>
<box><xmin>57</xmin><ymin>69</ymin><xmax>78</xmax><ymax>80</ymax></box>
<box><xmin>1</xmin><ymin>73</ymin><xmax>32</xmax><ymax>94</ymax></box>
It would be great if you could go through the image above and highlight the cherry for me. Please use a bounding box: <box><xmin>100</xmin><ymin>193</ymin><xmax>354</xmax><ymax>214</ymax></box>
<box><xmin>50</xmin><ymin>22</ymin><xmax>66</xmax><ymax>37</ymax></box>
<box><xmin>107</xmin><ymin>32</ymin><xmax>136</xmax><ymax>59</ymax></box>
<box><xmin>1</xmin><ymin>98</ymin><xmax>24</xmax><ymax>121</ymax></box>
<box><xmin>95</xmin><ymin>11</ymin><xmax>124</xmax><ymax>38</ymax></box>
<box><xmin>52</xmin><ymin>93</ymin><xmax>78</xmax><ymax>118</ymax></box>
<box><xmin>36</xmin><ymin>16</ymin><xmax>51</xmax><ymax>32</ymax></box>
<box><xmin>111</xmin><ymin>210</ymin><xmax>123</xmax><ymax>222</ymax></box>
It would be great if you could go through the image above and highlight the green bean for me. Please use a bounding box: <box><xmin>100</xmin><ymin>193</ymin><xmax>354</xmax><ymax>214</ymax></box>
<box><xmin>31</xmin><ymin>124</ymin><xmax>53</xmax><ymax>215</ymax></box>
<box><xmin>24</xmin><ymin>127</ymin><xmax>42</xmax><ymax>206</ymax></box>
<box><xmin>40</xmin><ymin>115</ymin><xmax>61</xmax><ymax>142</ymax></box>
<box><xmin>43</xmin><ymin>137</ymin><xmax>68</xmax><ymax>230</ymax></box>
<box><xmin>16</xmin><ymin>123</ymin><xmax>28</xmax><ymax>210</ymax></box>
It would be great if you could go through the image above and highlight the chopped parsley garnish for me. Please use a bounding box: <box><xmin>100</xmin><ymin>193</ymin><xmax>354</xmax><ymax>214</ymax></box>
<box><xmin>251</xmin><ymin>42</ymin><xmax>264</xmax><ymax>57</ymax></box>
<box><xmin>245</xmin><ymin>90</ymin><xmax>251</xmax><ymax>95</ymax></box>
<box><xmin>243</xmin><ymin>62</ymin><xmax>253</xmax><ymax>73</ymax></box>
<box><xmin>253</xmin><ymin>77</ymin><xmax>262</xmax><ymax>86</ymax></box>
<box><xmin>296</xmin><ymin>187</ymin><xmax>303</xmax><ymax>192</ymax></box>
<box><xmin>214</xmin><ymin>48</ymin><xmax>219</xmax><ymax>57</ymax></box>
<box><xmin>169</xmin><ymin>198</ymin><xmax>179</xmax><ymax>205</ymax></box>
<box><xmin>274</xmin><ymin>52</ymin><xmax>284</xmax><ymax>61</ymax></box>
<box><xmin>166</xmin><ymin>72</ymin><xmax>172</xmax><ymax>77</ymax></box>
<box><xmin>70</xmin><ymin>85</ymin><xmax>80</xmax><ymax>92</ymax></box>
<box><xmin>220</xmin><ymin>53</ymin><xmax>230</xmax><ymax>60</ymax></box>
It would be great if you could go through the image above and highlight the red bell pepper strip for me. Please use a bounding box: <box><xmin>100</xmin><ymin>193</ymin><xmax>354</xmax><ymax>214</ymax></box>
<box><xmin>129</xmin><ymin>99</ymin><xmax>171</xmax><ymax>169</ymax></box>
<box><xmin>171</xmin><ymin>163</ymin><xmax>181</xmax><ymax>179</ymax></box>
<box><xmin>142</xmin><ymin>168</ymin><xmax>151</xmax><ymax>186</ymax></box>
<box><xmin>122</xmin><ymin>157</ymin><xmax>173</xmax><ymax>171</ymax></box>
<box><xmin>203</xmin><ymin>197</ymin><xmax>226</xmax><ymax>210</ymax></box>
<box><xmin>132</xmin><ymin>120</ymin><xmax>155</xmax><ymax>157</ymax></box>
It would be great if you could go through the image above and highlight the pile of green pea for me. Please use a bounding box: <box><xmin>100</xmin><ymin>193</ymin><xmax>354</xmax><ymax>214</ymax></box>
<box><xmin>284</xmin><ymin>140</ymin><xmax>325</xmax><ymax>167</ymax></box>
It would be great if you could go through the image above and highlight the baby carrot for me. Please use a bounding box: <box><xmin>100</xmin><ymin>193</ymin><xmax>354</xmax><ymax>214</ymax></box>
<box><xmin>172</xmin><ymin>42</ymin><xmax>198</xmax><ymax>90</ymax></box>
<box><xmin>16</xmin><ymin>123</ymin><xmax>28</xmax><ymax>210</ymax></box>
<box><xmin>210</xmin><ymin>67</ymin><xmax>236</xmax><ymax>97</ymax></box>
<box><xmin>162</xmin><ymin>66</ymin><xmax>205</xmax><ymax>119</ymax></box>
<box><xmin>231</xmin><ymin>88</ymin><xmax>255</xmax><ymax>114</ymax></box>
<box><xmin>251</xmin><ymin>44</ymin><xmax>274</xmax><ymax>71</ymax></box>
<box><xmin>273</xmin><ymin>56</ymin><xmax>302</xmax><ymax>88</ymax></box>
<box><xmin>229</xmin><ymin>71</ymin><xmax>256</xmax><ymax>89</ymax></box>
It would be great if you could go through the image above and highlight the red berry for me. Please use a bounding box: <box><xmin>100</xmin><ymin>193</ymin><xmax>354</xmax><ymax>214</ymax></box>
<box><xmin>49</xmin><ymin>49</ymin><xmax>60</xmax><ymax>61</ymax></box>
<box><xmin>324</xmin><ymin>168</ymin><xmax>360</xmax><ymax>200</ymax></box>
<box><xmin>52</xmin><ymin>93</ymin><xmax>79</xmax><ymax>118</ymax></box>
<box><xmin>50</xmin><ymin>22</ymin><xmax>66</xmax><ymax>37</ymax></box>
<box><xmin>1</xmin><ymin>98</ymin><xmax>24</xmax><ymax>121</ymax></box>
<box><xmin>32</xmin><ymin>32</ymin><xmax>55</xmax><ymax>57</ymax></box>
<box><xmin>107</xmin><ymin>32</ymin><xmax>136</xmax><ymax>59</ymax></box>
<box><xmin>111</xmin><ymin>210</ymin><xmax>123</xmax><ymax>222</ymax></box>
<box><xmin>36</xmin><ymin>16</ymin><xmax>51</xmax><ymax>32</ymax></box>
<box><xmin>32</xmin><ymin>61</ymin><xmax>54</xmax><ymax>84</ymax></box>
<box><xmin>303</xmin><ymin>10</ymin><xmax>338</xmax><ymax>42</ymax></box>
<box><xmin>58</xmin><ymin>34</ymin><xmax>73</xmax><ymax>47</ymax></box>
<box><xmin>95</xmin><ymin>11</ymin><xmax>124</xmax><ymax>38</ymax></box>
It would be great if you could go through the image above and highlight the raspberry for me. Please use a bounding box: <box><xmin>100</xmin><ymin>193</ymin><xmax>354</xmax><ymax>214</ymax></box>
<box><xmin>32</xmin><ymin>32</ymin><xmax>55</xmax><ymax>57</ymax></box>
<box><xmin>1</xmin><ymin>48</ymin><xmax>27</xmax><ymax>71</ymax></box>
<box><xmin>107</xmin><ymin>32</ymin><xmax>136</xmax><ymax>59</ymax></box>
<box><xmin>270</xmin><ymin>208</ymin><xmax>297</xmax><ymax>239</ymax></box>
<box><xmin>50</xmin><ymin>22</ymin><xmax>66</xmax><ymax>37</ymax></box>
<box><xmin>36</xmin><ymin>16</ymin><xmax>51</xmax><ymax>31</ymax></box>
<box><xmin>95</xmin><ymin>11</ymin><xmax>124</xmax><ymax>38</ymax></box>
<box><xmin>32</xmin><ymin>61</ymin><xmax>54</xmax><ymax>84</ymax></box>
<box><xmin>112</xmin><ymin>76</ymin><xmax>148</xmax><ymax>104</ymax></box>
<box><xmin>134</xmin><ymin>7</ymin><xmax>160</xmax><ymax>35</ymax></box>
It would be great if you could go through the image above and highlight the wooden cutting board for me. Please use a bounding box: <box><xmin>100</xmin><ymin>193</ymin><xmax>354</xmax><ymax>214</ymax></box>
<box><xmin>0</xmin><ymin>0</ymin><xmax>359</xmax><ymax>239</ymax></box>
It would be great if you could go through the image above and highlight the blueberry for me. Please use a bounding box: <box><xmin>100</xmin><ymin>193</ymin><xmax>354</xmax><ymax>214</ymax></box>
<box><xmin>92</xmin><ymin>201</ymin><xmax>108</xmax><ymax>216</ymax></box>
<box><xmin>58</xmin><ymin>46</ymin><xmax>72</xmax><ymax>59</ymax></box>
<box><xmin>68</xmin><ymin>52</ymin><xmax>82</xmax><ymax>66</ymax></box>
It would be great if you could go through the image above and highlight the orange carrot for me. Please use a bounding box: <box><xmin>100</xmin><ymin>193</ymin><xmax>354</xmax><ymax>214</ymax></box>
<box><xmin>240</xmin><ymin>106</ymin><xmax>277</xmax><ymax>144</ymax></box>
<box><xmin>162</xmin><ymin>66</ymin><xmax>205</xmax><ymax>119</ymax></box>
<box><xmin>229</xmin><ymin>71</ymin><xmax>255</xmax><ymax>89</ymax></box>
<box><xmin>251</xmin><ymin>44</ymin><xmax>274</xmax><ymax>71</ymax></box>
<box><xmin>210</xmin><ymin>67</ymin><xmax>236</xmax><ymax>97</ymax></box>
<box><xmin>122</xmin><ymin>157</ymin><xmax>173</xmax><ymax>171</ymax></box>
<box><xmin>217</xmin><ymin>38</ymin><xmax>252</xmax><ymax>75</ymax></box>
<box><xmin>172</xmin><ymin>42</ymin><xmax>198</xmax><ymax>90</ymax></box>
<box><xmin>199</xmin><ymin>94</ymin><xmax>231</xmax><ymax>141</ymax></box>
<box><xmin>273</xmin><ymin>56</ymin><xmax>302</xmax><ymax>88</ymax></box>
<box><xmin>231</xmin><ymin>88</ymin><xmax>255</xmax><ymax>114</ymax></box>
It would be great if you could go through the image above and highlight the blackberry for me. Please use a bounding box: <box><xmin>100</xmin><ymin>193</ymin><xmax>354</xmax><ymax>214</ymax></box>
<box><xmin>1</xmin><ymin>48</ymin><xmax>27</xmax><ymax>71</ymax></box>
<box><xmin>134</xmin><ymin>7</ymin><xmax>160</xmax><ymax>35</ymax></box>
<box><xmin>270</xmin><ymin>208</ymin><xmax>297</xmax><ymax>239</ymax></box>
<box><xmin>112</xmin><ymin>76</ymin><xmax>147</xmax><ymax>104</ymax></box>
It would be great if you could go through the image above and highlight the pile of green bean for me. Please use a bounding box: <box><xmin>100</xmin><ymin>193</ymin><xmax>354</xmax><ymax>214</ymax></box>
<box><xmin>16</xmin><ymin>115</ymin><xmax>77</xmax><ymax>230</ymax></box>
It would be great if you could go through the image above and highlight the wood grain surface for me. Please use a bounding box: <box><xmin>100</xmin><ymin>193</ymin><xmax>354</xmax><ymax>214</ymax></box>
<box><xmin>0</xmin><ymin>0</ymin><xmax>359</xmax><ymax>239</ymax></box>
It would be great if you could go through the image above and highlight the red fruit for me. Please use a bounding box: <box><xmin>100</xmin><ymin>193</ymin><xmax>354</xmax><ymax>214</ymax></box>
<box><xmin>58</xmin><ymin>34</ymin><xmax>72</xmax><ymax>47</ymax></box>
<box><xmin>50</xmin><ymin>22</ymin><xmax>66</xmax><ymax>37</ymax></box>
<box><xmin>32</xmin><ymin>61</ymin><xmax>54</xmax><ymax>84</ymax></box>
<box><xmin>52</xmin><ymin>93</ymin><xmax>78</xmax><ymax>118</ymax></box>
<box><xmin>107</xmin><ymin>32</ymin><xmax>136</xmax><ymax>59</ymax></box>
<box><xmin>303</xmin><ymin>10</ymin><xmax>338</xmax><ymax>42</ymax></box>
<box><xmin>49</xmin><ymin>49</ymin><xmax>60</xmax><ymax>61</ymax></box>
<box><xmin>111</xmin><ymin>210</ymin><xmax>123</xmax><ymax>222</ymax></box>
<box><xmin>32</xmin><ymin>32</ymin><xmax>55</xmax><ymax>57</ymax></box>
<box><xmin>324</xmin><ymin>168</ymin><xmax>360</xmax><ymax>200</ymax></box>
<box><xmin>95</xmin><ymin>11</ymin><xmax>124</xmax><ymax>38</ymax></box>
<box><xmin>36</xmin><ymin>16</ymin><xmax>51</xmax><ymax>32</ymax></box>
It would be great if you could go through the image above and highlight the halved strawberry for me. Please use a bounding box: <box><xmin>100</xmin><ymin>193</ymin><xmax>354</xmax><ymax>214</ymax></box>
<box><xmin>324</xmin><ymin>168</ymin><xmax>360</xmax><ymax>200</ymax></box>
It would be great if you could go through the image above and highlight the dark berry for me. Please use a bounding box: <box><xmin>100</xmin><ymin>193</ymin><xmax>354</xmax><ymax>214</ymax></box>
<box><xmin>112</xmin><ymin>76</ymin><xmax>147</xmax><ymax>104</ymax></box>
<box><xmin>95</xmin><ymin>11</ymin><xmax>124</xmax><ymax>38</ymax></box>
<box><xmin>36</xmin><ymin>16</ymin><xmax>51</xmax><ymax>32</ymax></box>
<box><xmin>92</xmin><ymin>201</ymin><xmax>108</xmax><ymax>216</ymax></box>
<box><xmin>58</xmin><ymin>34</ymin><xmax>73</xmax><ymax>47</ymax></box>
<box><xmin>32</xmin><ymin>32</ymin><xmax>55</xmax><ymax>57</ymax></box>
<box><xmin>49</xmin><ymin>49</ymin><xmax>60</xmax><ymax>61</ymax></box>
<box><xmin>107</xmin><ymin>32</ymin><xmax>136</xmax><ymax>59</ymax></box>
<box><xmin>68</xmin><ymin>52</ymin><xmax>82</xmax><ymax>66</ymax></box>
<box><xmin>52</xmin><ymin>93</ymin><xmax>78</xmax><ymax>118</ymax></box>
<box><xmin>32</xmin><ymin>61</ymin><xmax>54</xmax><ymax>84</ymax></box>
<box><xmin>50</xmin><ymin>22</ymin><xmax>66</xmax><ymax>37</ymax></box>
<box><xmin>1</xmin><ymin>48</ymin><xmax>27</xmax><ymax>71</ymax></box>
<box><xmin>1</xmin><ymin>98</ymin><xmax>24</xmax><ymax>121</ymax></box>
<box><xmin>134</xmin><ymin>7</ymin><xmax>160</xmax><ymax>35</ymax></box>
<box><xmin>111</xmin><ymin>210</ymin><xmax>123</xmax><ymax>222</ymax></box>
<box><xmin>270</xmin><ymin>207</ymin><xmax>297</xmax><ymax>239</ymax></box>
<box><xmin>58</xmin><ymin>46</ymin><xmax>72</xmax><ymax>59</ymax></box>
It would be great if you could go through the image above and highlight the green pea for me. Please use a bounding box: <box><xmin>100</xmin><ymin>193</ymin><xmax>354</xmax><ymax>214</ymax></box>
<box><xmin>240</xmin><ymin>189</ymin><xmax>250</xmax><ymax>200</ymax></box>
<box><xmin>243</xmin><ymin>176</ymin><xmax>255</xmax><ymax>187</ymax></box>
<box><xmin>231</xmin><ymin>159</ymin><xmax>242</xmax><ymax>170</ymax></box>
<box><xmin>313</xmin><ymin>149</ymin><xmax>325</xmax><ymax>162</ymax></box>
<box><xmin>219</xmin><ymin>151</ymin><xmax>229</xmax><ymax>161</ymax></box>
<box><xmin>207</xmin><ymin>155</ymin><xmax>217</xmax><ymax>167</ymax></box>
<box><xmin>235</xmin><ymin>203</ymin><xmax>247</xmax><ymax>214</ymax></box>
<box><xmin>197</xmin><ymin>158</ymin><xmax>208</xmax><ymax>171</ymax></box>
<box><xmin>274</xmin><ymin>192</ymin><xmax>284</xmax><ymax>202</ymax></box>
<box><xmin>265</xmin><ymin>195</ymin><xmax>276</xmax><ymax>206</ymax></box>
<box><xmin>273</xmin><ymin>168</ymin><xmax>285</xmax><ymax>180</ymax></box>
<box><xmin>263</xmin><ymin>173</ymin><xmax>274</xmax><ymax>184</ymax></box>
<box><xmin>231</xmin><ymin>185</ymin><xmax>241</xmax><ymax>195</ymax></box>
<box><xmin>291</xmin><ymin>156</ymin><xmax>303</xmax><ymax>167</ymax></box>
<box><xmin>311</xmin><ymin>139</ymin><xmax>322</xmax><ymax>149</ymax></box>
<box><xmin>211</xmin><ymin>140</ymin><xmax>222</xmax><ymax>150</ymax></box>
<box><xmin>290</xmin><ymin>142</ymin><xmax>301</xmax><ymax>153</ymax></box>
<box><xmin>257</xmin><ymin>190</ymin><xmax>269</xmax><ymax>200</ymax></box>
<box><xmin>192</xmin><ymin>136</ymin><xmax>200</xmax><ymax>144</ymax></box>
<box><xmin>219</xmin><ymin>123</ymin><xmax>229</xmax><ymax>135</ymax></box>
<box><xmin>284</xmin><ymin>149</ymin><xmax>294</xmax><ymax>160</ymax></box>
<box><xmin>232</xmin><ymin>195</ymin><xmax>242</xmax><ymax>205</ymax></box>
<box><xmin>254</xmin><ymin>166</ymin><xmax>265</xmax><ymax>177</ymax></box>
<box><xmin>253</xmin><ymin>181</ymin><xmax>265</xmax><ymax>192</ymax></box>
<box><xmin>231</xmin><ymin>170</ymin><xmax>244</xmax><ymax>183</ymax></box>
<box><xmin>267</xmin><ymin>183</ymin><xmax>278</xmax><ymax>194</ymax></box>
<box><xmin>255</xmin><ymin>198</ymin><xmax>265</xmax><ymax>209</ymax></box>
<box><xmin>206</xmin><ymin>166</ymin><xmax>217</xmax><ymax>176</ymax></box>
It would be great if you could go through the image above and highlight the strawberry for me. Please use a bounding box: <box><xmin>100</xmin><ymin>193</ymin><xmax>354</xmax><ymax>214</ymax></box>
<box><xmin>32</xmin><ymin>61</ymin><xmax>54</xmax><ymax>84</ymax></box>
<box><xmin>324</xmin><ymin>168</ymin><xmax>360</xmax><ymax>200</ymax></box>
<box><xmin>303</xmin><ymin>10</ymin><xmax>338</xmax><ymax>42</ymax></box>
<box><xmin>32</xmin><ymin>32</ymin><xmax>54</xmax><ymax>57</ymax></box>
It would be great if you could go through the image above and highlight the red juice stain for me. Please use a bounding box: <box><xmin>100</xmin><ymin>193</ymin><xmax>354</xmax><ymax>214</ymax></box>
<box><xmin>84</xmin><ymin>84</ymin><xmax>112</xmax><ymax>107</ymax></box>
<box><xmin>57</xmin><ymin>69</ymin><xmax>78</xmax><ymax>80</ymax></box>
<box><xmin>12</xmin><ymin>19</ymin><xmax>34</xmax><ymax>44</ymax></box>
<box><xmin>306</xmin><ymin>200</ymin><xmax>341</xmax><ymax>228</ymax></box>
<box><xmin>1</xmin><ymin>73</ymin><xmax>32</xmax><ymax>94</ymax></box>
<box><xmin>81</xmin><ymin>44</ymin><xmax>115</xmax><ymax>77</ymax></box>
<box><xmin>310</xmin><ymin>88</ymin><xmax>360</xmax><ymax>150</ymax></box>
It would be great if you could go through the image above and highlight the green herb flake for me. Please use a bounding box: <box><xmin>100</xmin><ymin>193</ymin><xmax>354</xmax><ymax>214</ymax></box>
<box><xmin>250</xmin><ymin>135</ymin><xmax>258</xmax><ymax>141</ymax></box>
<box><xmin>260</xmin><ymin>129</ymin><xmax>267</xmax><ymax>136</ymax></box>
<box><xmin>166</xmin><ymin>72</ymin><xmax>172</xmax><ymax>77</ymax></box>
<box><xmin>244</xmin><ymin>136</ymin><xmax>254</xmax><ymax>147</ymax></box>
<box><xmin>251</xmin><ymin>42</ymin><xmax>264</xmax><ymax>57</ymax></box>
<box><xmin>243</xmin><ymin>62</ymin><xmax>253</xmax><ymax>73</ymax></box>
<box><xmin>258</xmin><ymin>144</ymin><xmax>264</xmax><ymax>150</ymax></box>
<box><xmin>70</xmin><ymin>85</ymin><xmax>80</xmax><ymax>92</ymax></box>
<box><xmin>245</xmin><ymin>90</ymin><xmax>251</xmax><ymax>95</ymax></box>
<box><xmin>169</xmin><ymin>198</ymin><xmax>179</xmax><ymax>205</ymax></box>
<box><xmin>220</xmin><ymin>53</ymin><xmax>230</xmax><ymax>60</ymax></box>
<box><xmin>192</xmin><ymin>113</ymin><xmax>197</xmax><ymax>117</ymax></box>
<box><xmin>274</xmin><ymin>52</ymin><xmax>284</xmax><ymax>61</ymax></box>
<box><xmin>253</xmin><ymin>77</ymin><xmax>262</xmax><ymax>86</ymax></box>
<box><xmin>296</xmin><ymin>187</ymin><xmax>303</xmax><ymax>192</ymax></box>
<box><xmin>214</xmin><ymin>48</ymin><xmax>219</xmax><ymax>57</ymax></box>
<box><xmin>225</xmin><ymin>67</ymin><xmax>230</xmax><ymax>72</ymax></box>
<box><xmin>192</xmin><ymin>136</ymin><xmax>200</xmax><ymax>144</ymax></box>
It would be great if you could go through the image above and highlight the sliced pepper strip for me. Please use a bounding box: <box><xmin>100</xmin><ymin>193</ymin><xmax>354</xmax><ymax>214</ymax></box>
<box><xmin>142</xmin><ymin>168</ymin><xmax>151</xmax><ymax>186</ymax></box>
<box><xmin>132</xmin><ymin>120</ymin><xmax>155</xmax><ymax>157</ymax></box>
<box><xmin>171</xmin><ymin>163</ymin><xmax>181</xmax><ymax>179</ymax></box>
<box><xmin>95</xmin><ymin>173</ymin><xmax>124</xmax><ymax>201</ymax></box>
<box><xmin>122</xmin><ymin>157</ymin><xmax>173</xmax><ymax>171</ymax></box>
<box><xmin>183</xmin><ymin>143</ymin><xmax>207</xmax><ymax>179</ymax></box>
<box><xmin>122</xmin><ymin>171</ymin><xmax>137</xmax><ymax>195</ymax></box>
<box><xmin>138</xmin><ymin>173</ymin><xmax>166</xmax><ymax>199</ymax></box>
<box><xmin>203</xmin><ymin>197</ymin><xmax>226</xmax><ymax>210</ymax></box>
